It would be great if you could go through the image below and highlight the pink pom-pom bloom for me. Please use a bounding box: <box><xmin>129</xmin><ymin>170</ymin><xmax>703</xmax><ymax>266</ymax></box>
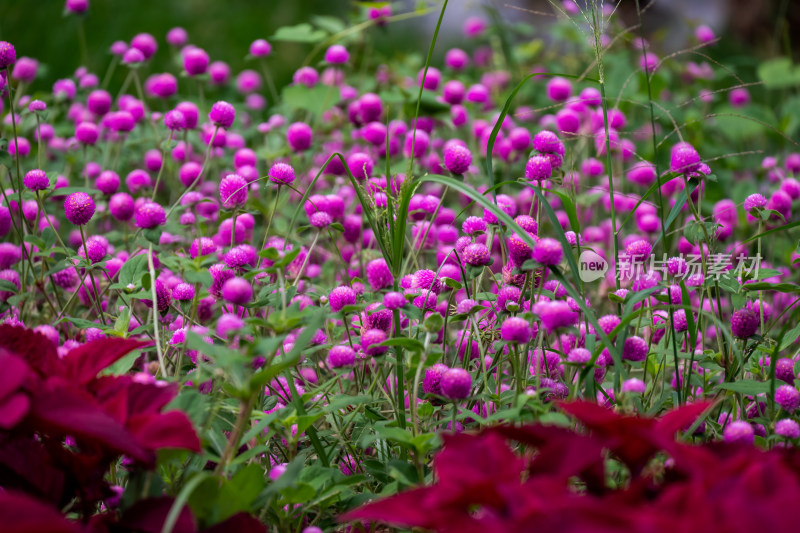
<box><xmin>440</xmin><ymin>368</ymin><xmax>472</xmax><ymax>400</ymax></box>
<box><xmin>64</xmin><ymin>192</ymin><xmax>95</xmax><ymax>225</ymax></box>
<box><xmin>250</xmin><ymin>39</ymin><xmax>272</xmax><ymax>57</ymax></box>
<box><xmin>208</xmin><ymin>101</ymin><xmax>236</xmax><ymax>129</ymax></box>
<box><xmin>533</xmin><ymin>238</ymin><xmax>563</xmax><ymax>266</ymax></box>
<box><xmin>23</xmin><ymin>169</ymin><xmax>49</xmax><ymax>191</ymax></box>
<box><xmin>221</xmin><ymin>277</ymin><xmax>252</xmax><ymax>305</ymax></box>
<box><xmin>329</xmin><ymin>286</ymin><xmax>357</xmax><ymax>312</ymax></box>
<box><xmin>269</xmin><ymin>162</ymin><xmax>295</xmax><ymax>185</ymax></box>
<box><xmin>219</xmin><ymin>174</ymin><xmax>248</xmax><ymax>209</ymax></box>
<box><xmin>134</xmin><ymin>201</ymin><xmax>166</xmax><ymax>229</ymax></box>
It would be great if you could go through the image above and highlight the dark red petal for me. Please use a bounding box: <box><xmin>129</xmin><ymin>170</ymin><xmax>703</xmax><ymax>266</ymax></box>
<box><xmin>201</xmin><ymin>513</ymin><xmax>266</xmax><ymax>533</ymax></box>
<box><xmin>0</xmin><ymin>325</ymin><xmax>62</xmax><ymax>378</ymax></box>
<box><xmin>127</xmin><ymin>410</ymin><xmax>201</xmax><ymax>453</ymax></box>
<box><xmin>0</xmin><ymin>490</ymin><xmax>79</xmax><ymax>533</ymax></box>
<box><xmin>0</xmin><ymin>392</ymin><xmax>30</xmax><ymax>429</ymax></box>
<box><xmin>117</xmin><ymin>496</ymin><xmax>196</xmax><ymax>533</ymax></box>
<box><xmin>61</xmin><ymin>337</ymin><xmax>150</xmax><ymax>385</ymax></box>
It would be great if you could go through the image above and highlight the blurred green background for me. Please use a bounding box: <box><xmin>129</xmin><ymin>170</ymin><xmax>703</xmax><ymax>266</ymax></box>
<box><xmin>0</xmin><ymin>0</ymin><xmax>439</xmax><ymax>94</ymax></box>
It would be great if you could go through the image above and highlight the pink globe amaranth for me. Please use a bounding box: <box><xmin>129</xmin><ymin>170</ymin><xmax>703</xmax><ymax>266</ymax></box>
<box><xmin>546</xmin><ymin>76</ymin><xmax>572</xmax><ymax>102</ymax></box>
<box><xmin>176</xmin><ymin>101</ymin><xmax>199</xmax><ymax>129</ymax></box>
<box><xmin>87</xmin><ymin>89</ymin><xmax>112</xmax><ymax>115</ymax></box>
<box><xmin>75</xmin><ymin>121</ymin><xmax>99</xmax><ymax>145</ymax></box>
<box><xmin>172</xmin><ymin>282</ymin><xmax>195</xmax><ymax>301</ymax></box>
<box><xmin>695</xmin><ymin>24</ymin><xmax>715</xmax><ymax>43</ymax></box>
<box><xmin>723</xmin><ymin>421</ymin><xmax>754</xmax><ymax>444</ymax></box>
<box><xmin>166</xmin><ymin>27</ymin><xmax>188</xmax><ymax>47</ymax></box>
<box><xmin>268</xmin><ymin>162</ymin><xmax>295</xmax><ymax>185</ymax></box>
<box><xmin>775</xmin><ymin>385</ymin><xmax>800</xmax><ymax>413</ymax></box>
<box><xmin>11</xmin><ymin>56</ymin><xmax>37</xmax><ymax>82</ymax></box>
<box><xmin>776</xmin><ymin>419</ymin><xmax>800</xmax><ymax>439</ymax></box>
<box><xmin>130</xmin><ymin>32</ymin><xmax>157</xmax><ymax>59</ymax></box>
<box><xmin>462</xmin><ymin>243</ymin><xmax>491</xmax><ymax>266</ymax></box>
<box><xmin>328</xmin><ymin>345</ymin><xmax>356</xmax><ymax>369</ymax></box>
<box><xmin>64</xmin><ymin>192</ymin><xmax>95</xmax><ymax>225</ymax></box>
<box><xmin>525</xmin><ymin>155</ymin><xmax>552</xmax><ymax>181</ymax></box>
<box><xmin>190</xmin><ymin>237</ymin><xmax>216</xmax><ymax>259</ymax></box>
<box><xmin>287</xmin><ymin>122</ymin><xmax>313</xmax><ymax>151</ymax></box>
<box><xmin>0</xmin><ymin>41</ymin><xmax>17</xmax><ymax>70</ymax></box>
<box><xmin>383</xmin><ymin>291</ymin><xmax>405</xmax><ymax>310</ymax></box>
<box><xmin>443</xmin><ymin>144</ymin><xmax>472</xmax><ymax>174</ymax></box>
<box><xmin>329</xmin><ymin>286</ymin><xmax>357</xmax><ymax>312</ymax></box>
<box><xmin>621</xmin><ymin>378</ymin><xmax>646</xmax><ymax>394</ymax></box>
<box><xmin>324</xmin><ymin>44</ymin><xmax>349</xmax><ymax>64</ymax></box>
<box><xmin>179</xmin><ymin>161</ymin><xmax>202</xmax><ymax>187</ymax></box>
<box><xmin>108</xmin><ymin>192</ymin><xmax>134</xmax><ymax>221</ymax></box>
<box><xmin>730</xmin><ymin>308</ymin><xmax>759</xmax><ymax>339</ymax></box>
<box><xmin>208</xmin><ymin>101</ymin><xmax>236</xmax><ymax>129</ymax></box>
<box><xmin>532</xmin><ymin>238</ymin><xmax>562</xmax><ymax>266</ymax></box>
<box><xmin>423</xmin><ymin>363</ymin><xmax>449</xmax><ymax>395</ymax></box>
<box><xmin>23</xmin><ymin>169</ymin><xmax>49</xmax><ymax>191</ymax></box>
<box><xmin>134</xmin><ymin>201</ymin><xmax>166</xmax><ymax>229</ymax></box>
<box><xmin>95</xmin><ymin>170</ymin><xmax>119</xmax><ymax>195</ymax></box>
<box><xmin>366</xmin><ymin>258</ymin><xmax>393</xmax><ymax>291</ymax></box>
<box><xmin>669</xmin><ymin>142</ymin><xmax>702</xmax><ymax>175</ymax></box>
<box><xmin>221</xmin><ymin>276</ymin><xmax>252</xmax><ymax>305</ymax></box>
<box><xmin>445</xmin><ymin>48</ymin><xmax>469</xmax><ymax>70</ymax></box>
<box><xmin>501</xmin><ymin>316</ymin><xmax>532</xmax><ymax>344</ymax></box>
<box><xmin>164</xmin><ymin>109</ymin><xmax>186</xmax><ymax>131</ymax></box>
<box><xmin>347</xmin><ymin>152</ymin><xmax>373</xmax><ymax>181</ymax></box>
<box><xmin>219</xmin><ymin>174</ymin><xmax>248</xmax><ymax>209</ymax></box>
<box><xmin>622</xmin><ymin>336</ymin><xmax>649</xmax><ymax>362</ymax></box>
<box><xmin>250</xmin><ymin>39</ymin><xmax>272</xmax><ymax>57</ymax></box>
<box><xmin>362</xmin><ymin>328</ymin><xmax>388</xmax><ymax>356</ymax></box>
<box><xmin>440</xmin><ymin>368</ymin><xmax>472</xmax><ymax>400</ymax></box>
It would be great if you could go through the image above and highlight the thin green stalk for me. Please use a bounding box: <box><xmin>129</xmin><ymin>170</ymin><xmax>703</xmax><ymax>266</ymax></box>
<box><xmin>147</xmin><ymin>243</ymin><xmax>166</xmax><ymax>376</ymax></box>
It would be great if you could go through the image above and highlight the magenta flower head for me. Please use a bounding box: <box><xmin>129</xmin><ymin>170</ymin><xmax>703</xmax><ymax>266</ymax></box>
<box><xmin>669</xmin><ymin>142</ymin><xmax>702</xmax><ymax>175</ymax></box>
<box><xmin>462</xmin><ymin>216</ymin><xmax>487</xmax><ymax>236</ymax></box>
<box><xmin>250</xmin><ymin>39</ymin><xmax>272</xmax><ymax>57</ymax></box>
<box><xmin>621</xmin><ymin>378</ymin><xmax>646</xmax><ymax>394</ymax></box>
<box><xmin>546</xmin><ymin>76</ymin><xmax>572</xmax><ymax>102</ymax></box>
<box><xmin>28</xmin><ymin>99</ymin><xmax>46</xmax><ymax>113</ymax></box>
<box><xmin>221</xmin><ymin>276</ymin><xmax>252</xmax><ymax>305</ymax></box>
<box><xmin>130</xmin><ymin>33</ymin><xmax>157</xmax><ymax>59</ymax></box>
<box><xmin>347</xmin><ymin>152</ymin><xmax>373</xmax><ymax>181</ymax></box>
<box><xmin>533</xmin><ymin>238</ymin><xmax>562</xmax><ymax>266</ymax></box>
<box><xmin>64</xmin><ymin>192</ymin><xmax>95</xmax><ymax>225</ymax></box>
<box><xmin>324</xmin><ymin>44</ymin><xmax>349</xmax><ymax>64</ymax></box>
<box><xmin>362</xmin><ymin>329</ymin><xmax>388</xmax><ymax>356</ymax></box>
<box><xmin>172</xmin><ymin>282</ymin><xmax>195</xmax><ymax>301</ymax></box>
<box><xmin>134</xmin><ymin>201</ymin><xmax>166</xmax><ymax>229</ymax></box>
<box><xmin>463</xmin><ymin>243</ymin><xmax>491</xmax><ymax>266</ymax></box>
<box><xmin>639</xmin><ymin>52</ymin><xmax>658</xmax><ymax>73</ymax></box>
<box><xmin>268</xmin><ymin>162</ymin><xmax>295</xmax><ymax>185</ymax></box>
<box><xmin>190</xmin><ymin>237</ymin><xmax>216</xmax><ymax>258</ymax></box>
<box><xmin>501</xmin><ymin>317</ymin><xmax>532</xmax><ymax>344</ymax></box>
<box><xmin>0</xmin><ymin>41</ymin><xmax>17</xmax><ymax>70</ymax></box>
<box><xmin>730</xmin><ymin>308</ymin><xmax>759</xmax><ymax>339</ymax></box>
<box><xmin>440</xmin><ymin>368</ymin><xmax>472</xmax><ymax>400</ymax></box>
<box><xmin>75</xmin><ymin>122</ymin><xmax>99</xmax><ymax>145</ymax></box>
<box><xmin>293</xmin><ymin>66</ymin><xmax>319</xmax><ymax>87</ymax></box>
<box><xmin>695</xmin><ymin>25</ymin><xmax>715</xmax><ymax>43</ymax></box>
<box><xmin>723</xmin><ymin>421</ymin><xmax>754</xmax><ymax>444</ymax></box>
<box><xmin>287</xmin><ymin>122</ymin><xmax>313</xmax><ymax>152</ymax></box>
<box><xmin>777</xmin><ymin>419</ymin><xmax>800</xmax><ymax>439</ymax></box>
<box><xmin>423</xmin><ymin>363</ymin><xmax>449</xmax><ymax>395</ymax></box>
<box><xmin>328</xmin><ymin>345</ymin><xmax>356</xmax><ymax>369</ymax></box>
<box><xmin>744</xmin><ymin>193</ymin><xmax>767</xmax><ymax>212</ymax></box>
<box><xmin>219</xmin><ymin>174</ymin><xmax>248</xmax><ymax>209</ymax></box>
<box><xmin>329</xmin><ymin>286</ymin><xmax>357</xmax><ymax>312</ymax></box>
<box><xmin>164</xmin><ymin>109</ymin><xmax>186</xmax><ymax>131</ymax></box>
<box><xmin>383</xmin><ymin>291</ymin><xmax>405</xmax><ymax>310</ymax></box>
<box><xmin>65</xmin><ymin>0</ymin><xmax>89</xmax><ymax>14</ymax></box>
<box><xmin>309</xmin><ymin>211</ymin><xmax>331</xmax><ymax>229</ymax></box>
<box><xmin>11</xmin><ymin>56</ymin><xmax>37</xmax><ymax>82</ymax></box>
<box><xmin>775</xmin><ymin>385</ymin><xmax>800</xmax><ymax>413</ymax></box>
<box><xmin>122</xmin><ymin>47</ymin><xmax>145</xmax><ymax>65</ymax></box>
<box><xmin>166</xmin><ymin>27</ymin><xmax>188</xmax><ymax>47</ymax></box>
<box><xmin>443</xmin><ymin>144</ymin><xmax>472</xmax><ymax>174</ymax></box>
<box><xmin>109</xmin><ymin>192</ymin><xmax>134</xmax><ymax>221</ymax></box>
<box><xmin>23</xmin><ymin>169</ymin><xmax>49</xmax><ymax>191</ymax></box>
<box><xmin>366</xmin><ymin>258</ymin><xmax>393</xmax><ymax>291</ymax></box>
<box><xmin>183</xmin><ymin>47</ymin><xmax>209</xmax><ymax>76</ymax></box>
<box><xmin>622</xmin><ymin>336</ymin><xmax>648</xmax><ymax>362</ymax></box>
<box><xmin>208</xmin><ymin>101</ymin><xmax>236</xmax><ymax>129</ymax></box>
<box><xmin>525</xmin><ymin>155</ymin><xmax>552</xmax><ymax>181</ymax></box>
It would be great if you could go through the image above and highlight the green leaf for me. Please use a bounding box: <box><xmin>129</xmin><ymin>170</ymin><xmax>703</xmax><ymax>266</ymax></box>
<box><xmin>216</xmin><ymin>464</ymin><xmax>266</xmax><ymax>521</ymax></box>
<box><xmin>280</xmin><ymin>482</ymin><xmax>316</xmax><ymax>504</ymax></box>
<box><xmin>282</xmin><ymin>84</ymin><xmax>338</xmax><ymax>118</ymax></box>
<box><xmin>742</xmin><ymin>282</ymin><xmax>800</xmax><ymax>294</ymax></box>
<box><xmin>378</xmin><ymin>337</ymin><xmax>424</xmax><ymax>352</ymax></box>
<box><xmin>716</xmin><ymin>380</ymin><xmax>770</xmax><ymax>395</ymax></box>
<box><xmin>758</xmin><ymin>57</ymin><xmax>800</xmax><ymax>89</ymax></box>
<box><xmin>271</xmin><ymin>23</ymin><xmax>327</xmax><ymax>43</ymax></box>
<box><xmin>117</xmin><ymin>254</ymin><xmax>148</xmax><ymax>287</ymax></box>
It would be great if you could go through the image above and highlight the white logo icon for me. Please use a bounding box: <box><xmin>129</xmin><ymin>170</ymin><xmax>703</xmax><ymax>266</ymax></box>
<box><xmin>578</xmin><ymin>250</ymin><xmax>608</xmax><ymax>282</ymax></box>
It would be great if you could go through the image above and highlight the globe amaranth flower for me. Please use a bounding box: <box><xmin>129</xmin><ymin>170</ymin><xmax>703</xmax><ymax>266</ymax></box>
<box><xmin>221</xmin><ymin>276</ymin><xmax>252</xmax><ymax>305</ymax></box>
<box><xmin>183</xmin><ymin>47</ymin><xmax>209</xmax><ymax>76</ymax></box>
<box><xmin>730</xmin><ymin>308</ymin><xmax>759</xmax><ymax>339</ymax></box>
<box><xmin>23</xmin><ymin>169</ymin><xmax>49</xmax><ymax>191</ymax></box>
<box><xmin>462</xmin><ymin>243</ymin><xmax>491</xmax><ymax>266</ymax></box>
<box><xmin>440</xmin><ymin>368</ymin><xmax>472</xmax><ymax>400</ymax></box>
<box><xmin>329</xmin><ymin>286</ymin><xmax>357</xmax><ymax>312</ymax></box>
<box><xmin>412</xmin><ymin>269</ymin><xmax>442</xmax><ymax>295</ymax></box>
<box><xmin>533</xmin><ymin>238</ymin><xmax>562</xmax><ymax>266</ymax></box>
<box><xmin>383</xmin><ymin>291</ymin><xmax>405</xmax><ymax>310</ymax></box>
<box><xmin>462</xmin><ymin>216</ymin><xmax>487</xmax><ymax>236</ymax></box>
<box><xmin>208</xmin><ymin>101</ymin><xmax>236</xmax><ymax>129</ymax></box>
<box><xmin>172</xmin><ymin>283</ymin><xmax>195</xmax><ymax>301</ymax></box>
<box><xmin>328</xmin><ymin>345</ymin><xmax>356</xmax><ymax>369</ymax></box>
<box><xmin>109</xmin><ymin>192</ymin><xmax>134</xmax><ymax>221</ymax></box>
<box><xmin>0</xmin><ymin>41</ymin><xmax>17</xmax><ymax>69</ymax></box>
<box><xmin>776</xmin><ymin>419</ymin><xmax>800</xmax><ymax>439</ymax></box>
<box><xmin>366</xmin><ymin>258</ymin><xmax>393</xmax><ymax>291</ymax></box>
<box><xmin>622</xmin><ymin>335</ymin><xmax>648</xmax><ymax>362</ymax></box>
<box><xmin>164</xmin><ymin>109</ymin><xmax>186</xmax><ymax>131</ymax></box>
<box><xmin>525</xmin><ymin>155</ymin><xmax>552</xmax><ymax>181</ymax></box>
<box><xmin>135</xmin><ymin>201</ymin><xmax>166</xmax><ymax>229</ymax></box>
<box><xmin>775</xmin><ymin>385</ymin><xmax>800</xmax><ymax>413</ymax></box>
<box><xmin>219</xmin><ymin>173</ymin><xmax>248</xmax><ymax>209</ymax></box>
<box><xmin>621</xmin><ymin>378</ymin><xmax>646</xmax><ymax>394</ymax></box>
<box><xmin>64</xmin><ymin>192</ymin><xmax>95</xmax><ymax>225</ymax></box>
<box><xmin>723</xmin><ymin>420</ymin><xmax>754</xmax><ymax>444</ymax></box>
<box><xmin>287</xmin><ymin>122</ymin><xmax>313</xmax><ymax>152</ymax></box>
<box><xmin>443</xmin><ymin>144</ymin><xmax>472</xmax><ymax>174</ymax></box>
<box><xmin>268</xmin><ymin>162</ymin><xmax>295</xmax><ymax>185</ymax></box>
<box><xmin>324</xmin><ymin>44</ymin><xmax>349</xmax><ymax>64</ymax></box>
<box><xmin>361</xmin><ymin>329</ymin><xmax>387</xmax><ymax>356</ymax></box>
<box><xmin>500</xmin><ymin>317</ymin><xmax>532</xmax><ymax>344</ymax></box>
